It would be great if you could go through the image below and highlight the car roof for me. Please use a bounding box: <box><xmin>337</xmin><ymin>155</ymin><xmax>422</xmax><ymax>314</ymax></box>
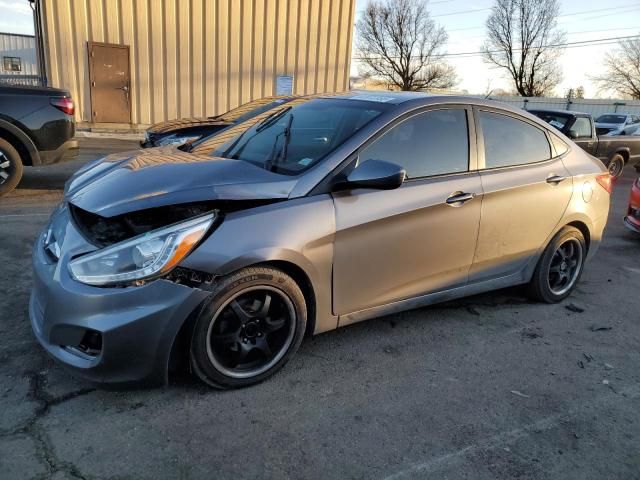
<box><xmin>321</xmin><ymin>90</ymin><xmax>543</xmax><ymax>113</ymax></box>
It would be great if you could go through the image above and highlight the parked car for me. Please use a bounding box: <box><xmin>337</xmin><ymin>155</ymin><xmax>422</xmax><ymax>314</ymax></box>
<box><xmin>141</xmin><ymin>95</ymin><xmax>296</xmax><ymax>148</ymax></box>
<box><xmin>529</xmin><ymin>109</ymin><xmax>640</xmax><ymax>177</ymax></box>
<box><xmin>31</xmin><ymin>92</ymin><xmax>611</xmax><ymax>389</ymax></box>
<box><xmin>594</xmin><ymin>113</ymin><xmax>640</xmax><ymax>136</ymax></box>
<box><xmin>624</xmin><ymin>163</ymin><xmax>640</xmax><ymax>234</ymax></box>
<box><xmin>0</xmin><ymin>84</ymin><xmax>78</xmax><ymax>195</ymax></box>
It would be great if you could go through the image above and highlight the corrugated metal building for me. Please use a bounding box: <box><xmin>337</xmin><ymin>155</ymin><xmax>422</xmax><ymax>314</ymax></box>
<box><xmin>36</xmin><ymin>0</ymin><xmax>355</xmax><ymax>128</ymax></box>
<box><xmin>0</xmin><ymin>32</ymin><xmax>39</xmax><ymax>85</ymax></box>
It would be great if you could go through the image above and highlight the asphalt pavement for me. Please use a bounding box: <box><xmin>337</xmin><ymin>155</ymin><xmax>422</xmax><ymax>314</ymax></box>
<box><xmin>0</xmin><ymin>138</ymin><xmax>639</xmax><ymax>480</ymax></box>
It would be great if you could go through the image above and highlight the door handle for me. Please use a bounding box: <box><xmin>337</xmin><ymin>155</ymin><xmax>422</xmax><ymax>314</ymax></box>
<box><xmin>446</xmin><ymin>191</ymin><xmax>476</xmax><ymax>205</ymax></box>
<box><xmin>117</xmin><ymin>85</ymin><xmax>129</xmax><ymax>92</ymax></box>
<box><xmin>546</xmin><ymin>174</ymin><xmax>567</xmax><ymax>184</ymax></box>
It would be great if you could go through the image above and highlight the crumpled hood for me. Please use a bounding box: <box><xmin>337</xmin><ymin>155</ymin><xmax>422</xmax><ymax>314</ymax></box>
<box><xmin>65</xmin><ymin>146</ymin><xmax>298</xmax><ymax>217</ymax></box>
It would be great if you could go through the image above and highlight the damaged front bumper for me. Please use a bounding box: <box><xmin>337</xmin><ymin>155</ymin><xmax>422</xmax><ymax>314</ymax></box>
<box><xmin>30</xmin><ymin>207</ymin><xmax>210</xmax><ymax>386</ymax></box>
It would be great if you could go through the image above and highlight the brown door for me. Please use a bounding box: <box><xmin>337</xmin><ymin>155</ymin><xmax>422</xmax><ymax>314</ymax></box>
<box><xmin>88</xmin><ymin>42</ymin><xmax>130</xmax><ymax>123</ymax></box>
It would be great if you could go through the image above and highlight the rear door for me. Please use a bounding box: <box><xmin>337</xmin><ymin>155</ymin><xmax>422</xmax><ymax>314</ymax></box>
<box><xmin>332</xmin><ymin>107</ymin><xmax>482</xmax><ymax>316</ymax></box>
<box><xmin>88</xmin><ymin>42</ymin><xmax>131</xmax><ymax>123</ymax></box>
<box><xmin>470</xmin><ymin>109</ymin><xmax>573</xmax><ymax>282</ymax></box>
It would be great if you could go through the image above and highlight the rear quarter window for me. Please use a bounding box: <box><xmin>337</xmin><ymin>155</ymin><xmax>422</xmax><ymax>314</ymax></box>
<box><xmin>550</xmin><ymin>134</ymin><xmax>570</xmax><ymax>156</ymax></box>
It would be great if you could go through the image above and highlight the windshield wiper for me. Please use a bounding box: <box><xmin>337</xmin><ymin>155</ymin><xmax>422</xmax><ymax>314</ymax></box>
<box><xmin>265</xmin><ymin>113</ymin><xmax>294</xmax><ymax>172</ymax></box>
<box><xmin>255</xmin><ymin>106</ymin><xmax>292</xmax><ymax>133</ymax></box>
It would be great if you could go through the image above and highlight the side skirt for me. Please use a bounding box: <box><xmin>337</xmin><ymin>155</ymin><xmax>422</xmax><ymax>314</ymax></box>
<box><xmin>337</xmin><ymin>271</ymin><xmax>527</xmax><ymax>327</ymax></box>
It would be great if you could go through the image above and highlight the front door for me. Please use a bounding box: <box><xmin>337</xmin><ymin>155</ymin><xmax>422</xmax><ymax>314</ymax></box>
<box><xmin>88</xmin><ymin>42</ymin><xmax>130</xmax><ymax>123</ymax></box>
<box><xmin>332</xmin><ymin>108</ymin><xmax>482</xmax><ymax>316</ymax></box>
<box><xmin>470</xmin><ymin>109</ymin><xmax>574</xmax><ymax>282</ymax></box>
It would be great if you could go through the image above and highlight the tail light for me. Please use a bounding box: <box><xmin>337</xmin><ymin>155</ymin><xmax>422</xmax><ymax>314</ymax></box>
<box><xmin>596</xmin><ymin>173</ymin><xmax>613</xmax><ymax>194</ymax></box>
<box><xmin>50</xmin><ymin>97</ymin><xmax>74</xmax><ymax>116</ymax></box>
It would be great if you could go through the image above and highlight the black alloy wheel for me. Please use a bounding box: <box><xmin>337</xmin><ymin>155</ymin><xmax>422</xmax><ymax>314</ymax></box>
<box><xmin>528</xmin><ymin>226</ymin><xmax>586</xmax><ymax>303</ymax></box>
<box><xmin>190</xmin><ymin>266</ymin><xmax>307</xmax><ymax>389</ymax></box>
<box><xmin>547</xmin><ymin>238</ymin><xmax>583</xmax><ymax>296</ymax></box>
<box><xmin>206</xmin><ymin>286</ymin><xmax>296</xmax><ymax>378</ymax></box>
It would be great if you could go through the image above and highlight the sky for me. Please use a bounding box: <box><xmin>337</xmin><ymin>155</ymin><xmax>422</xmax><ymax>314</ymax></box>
<box><xmin>0</xmin><ymin>0</ymin><xmax>32</xmax><ymax>35</ymax></box>
<box><xmin>353</xmin><ymin>0</ymin><xmax>640</xmax><ymax>97</ymax></box>
<box><xmin>1</xmin><ymin>0</ymin><xmax>639</xmax><ymax>97</ymax></box>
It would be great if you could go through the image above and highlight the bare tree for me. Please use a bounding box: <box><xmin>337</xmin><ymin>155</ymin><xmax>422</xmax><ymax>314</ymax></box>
<box><xmin>355</xmin><ymin>0</ymin><xmax>456</xmax><ymax>91</ymax></box>
<box><xmin>594</xmin><ymin>37</ymin><xmax>640</xmax><ymax>99</ymax></box>
<box><xmin>483</xmin><ymin>0</ymin><xmax>565</xmax><ymax>97</ymax></box>
<box><xmin>565</xmin><ymin>86</ymin><xmax>585</xmax><ymax>99</ymax></box>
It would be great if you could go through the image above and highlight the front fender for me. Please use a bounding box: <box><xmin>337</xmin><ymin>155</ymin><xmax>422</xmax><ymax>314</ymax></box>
<box><xmin>180</xmin><ymin>196</ymin><xmax>338</xmax><ymax>334</ymax></box>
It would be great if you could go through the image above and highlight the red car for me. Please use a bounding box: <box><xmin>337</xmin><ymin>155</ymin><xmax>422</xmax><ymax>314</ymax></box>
<box><xmin>624</xmin><ymin>164</ymin><xmax>640</xmax><ymax>234</ymax></box>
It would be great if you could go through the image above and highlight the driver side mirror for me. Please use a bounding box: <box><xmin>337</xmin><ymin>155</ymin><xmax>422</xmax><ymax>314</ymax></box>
<box><xmin>568</xmin><ymin>129</ymin><xmax>578</xmax><ymax>139</ymax></box>
<box><xmin>335</xmin><ymin>159</ymin><xmax>406</xmax><ymax>191</ymax></box>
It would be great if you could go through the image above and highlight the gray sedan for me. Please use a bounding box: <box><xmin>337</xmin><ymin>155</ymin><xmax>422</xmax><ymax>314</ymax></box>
<box><xmin>31</xmin><ymin>92</ymin><xmax>611</xmax><ymax>389</ymax></box>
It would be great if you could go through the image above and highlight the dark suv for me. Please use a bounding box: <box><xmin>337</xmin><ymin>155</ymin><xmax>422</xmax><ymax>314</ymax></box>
<box><xmin>0</xmin><ymin>84</ymin><xmax>78</xmax><ymax>195</ymax></box>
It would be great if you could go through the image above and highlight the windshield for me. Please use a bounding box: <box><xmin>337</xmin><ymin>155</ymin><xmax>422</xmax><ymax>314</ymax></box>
<box><xmin>213</xmin><ymin>96</ymin><xmax>294</xmax><ymax>124</ymax></box>
<box><xmin>596</xmin><ymin>115</ymin><xmax>626</xmax><ymax>124</ymax></box>
<box><xmin>530</xmin><ymin>111</ymin><xmax>571</xmax><ymax>130</ymax></box>
<box><xmin>190</xmin><ymin>98</ymin><xmax>390</xmax><ymax>175</ymax></box>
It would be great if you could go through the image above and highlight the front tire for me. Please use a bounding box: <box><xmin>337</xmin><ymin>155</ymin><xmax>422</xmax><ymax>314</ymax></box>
<box><xmin>528</xmin><ymin>226</ymin><xmax>586</xmax><ymax>303</ymax></box>
<box><xmin>189</xmin><ymin>266</ymin><xmax>307</xmax><ymax>389</ymax></box>
<box><xmin>0</xmin><ymin>138</ymin><xmax>23</xmax><ymax>196</ymax></box>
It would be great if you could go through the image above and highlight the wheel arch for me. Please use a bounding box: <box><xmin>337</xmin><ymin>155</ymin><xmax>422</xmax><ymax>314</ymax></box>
<box><xmin>610</xmin><ymin>148</ymin><xmax>629</xmax><ymax>164</ymax></box>
<box><xmin>0</xmin><ymin>118</ymin><xmax>40</xmax><ymax>166</ymax></box>
<box><xmin>167</xmin><ymin>259</ymin><xmax>319</xmax><ymax>382</ymax></box>
<box><xmin>566</xmin><ymin>220</ymin><xmax>591</xmax><ymax>251</ymax></box>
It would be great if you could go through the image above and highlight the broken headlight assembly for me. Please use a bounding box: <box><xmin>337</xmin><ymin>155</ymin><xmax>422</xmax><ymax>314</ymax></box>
<box><xmin>68</xmin><ymin>213</ymin><xmax>216</xmax><ymax>286</ymax></box>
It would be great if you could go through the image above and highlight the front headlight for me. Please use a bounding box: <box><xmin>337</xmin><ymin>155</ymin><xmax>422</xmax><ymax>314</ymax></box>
<box><xmin>68</xmin><ymin>213</ymin><xmax>216</xmax><ymax>286</ymax></box>
<box><xmin>156</xmin><ymin>134</ymin><xmax>202</xmax><ymax>147</ymax></box>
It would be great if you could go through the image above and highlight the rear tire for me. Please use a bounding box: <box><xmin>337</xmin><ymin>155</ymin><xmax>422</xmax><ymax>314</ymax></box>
<box><xmin>528</xmin><ymin>226</ymin><xmax>586</xmax><ymax>303</ymax></box>
<box><xmin>189</xmin><ymin>266</ymin><xmax>307</xmax><ymax>389</ymax></box>
<box><xmin>607</xmin><ymin>154</ymin><xmax>625</xmax><ymax>178</ymax></box>
<box><xmin>0</xmin><ymin>138</ymin><xmax>23</xmax><ymax>196</ymax></box>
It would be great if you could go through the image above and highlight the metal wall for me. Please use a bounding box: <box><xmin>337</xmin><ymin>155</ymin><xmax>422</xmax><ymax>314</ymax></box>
<box><xmin>0</xmin><ymin>33</ymin><xmax>38</xmax><ymax>76</ymax></box>
<box><xmin>489</xmin><ymin>96</ymin><xmax>640</xmax><ymax>116</ymax></box>
<box><xmin>39</xmin><ymin>0</ymin><xmax>355</xmax><ymax>126</ymax></box>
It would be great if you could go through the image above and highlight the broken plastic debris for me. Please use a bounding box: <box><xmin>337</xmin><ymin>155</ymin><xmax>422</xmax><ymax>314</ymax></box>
<box><xmin>589</xmin><ymin>325</ymin><xmax>612</xmax><ymax>332</ymax></box>
<box><xmin>565</xmin><ymin>303</ymin><xmax>585</xmax><ymax>313</ymax></box>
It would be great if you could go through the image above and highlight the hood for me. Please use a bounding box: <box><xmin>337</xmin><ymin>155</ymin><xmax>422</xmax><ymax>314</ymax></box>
<box><xmin>147</xmin><ymin>117</ymin><xmax>232</xmax><ymax>135</ymax></box>
<box><xmin>594</xmin><ymin>122</ymin><xmax>623</xmax><ymax>129</ymax></box>
<box><xmin>65</xmin><ymin>147</ymin><xmax>298</xmax><ymax>217</ymax></box>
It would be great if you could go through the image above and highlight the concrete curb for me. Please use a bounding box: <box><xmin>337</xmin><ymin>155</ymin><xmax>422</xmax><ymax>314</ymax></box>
<box><xmin>75</xmin><ymin>131</ymin><xmax>144</xmax><ymax>141</ymax></box>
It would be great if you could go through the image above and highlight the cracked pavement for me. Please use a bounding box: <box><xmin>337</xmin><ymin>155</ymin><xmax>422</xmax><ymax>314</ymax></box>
<box><xmin>1</xmin><ymin>138</ymin><xmax>639</xmax><ymax>479</ymax></box>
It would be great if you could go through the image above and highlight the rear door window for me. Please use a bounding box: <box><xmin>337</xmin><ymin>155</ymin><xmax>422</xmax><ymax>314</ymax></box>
<box><xmin>478</xmin><ymin>111</ymin><xmax>551</xmax><ymax>168</ymax></box>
